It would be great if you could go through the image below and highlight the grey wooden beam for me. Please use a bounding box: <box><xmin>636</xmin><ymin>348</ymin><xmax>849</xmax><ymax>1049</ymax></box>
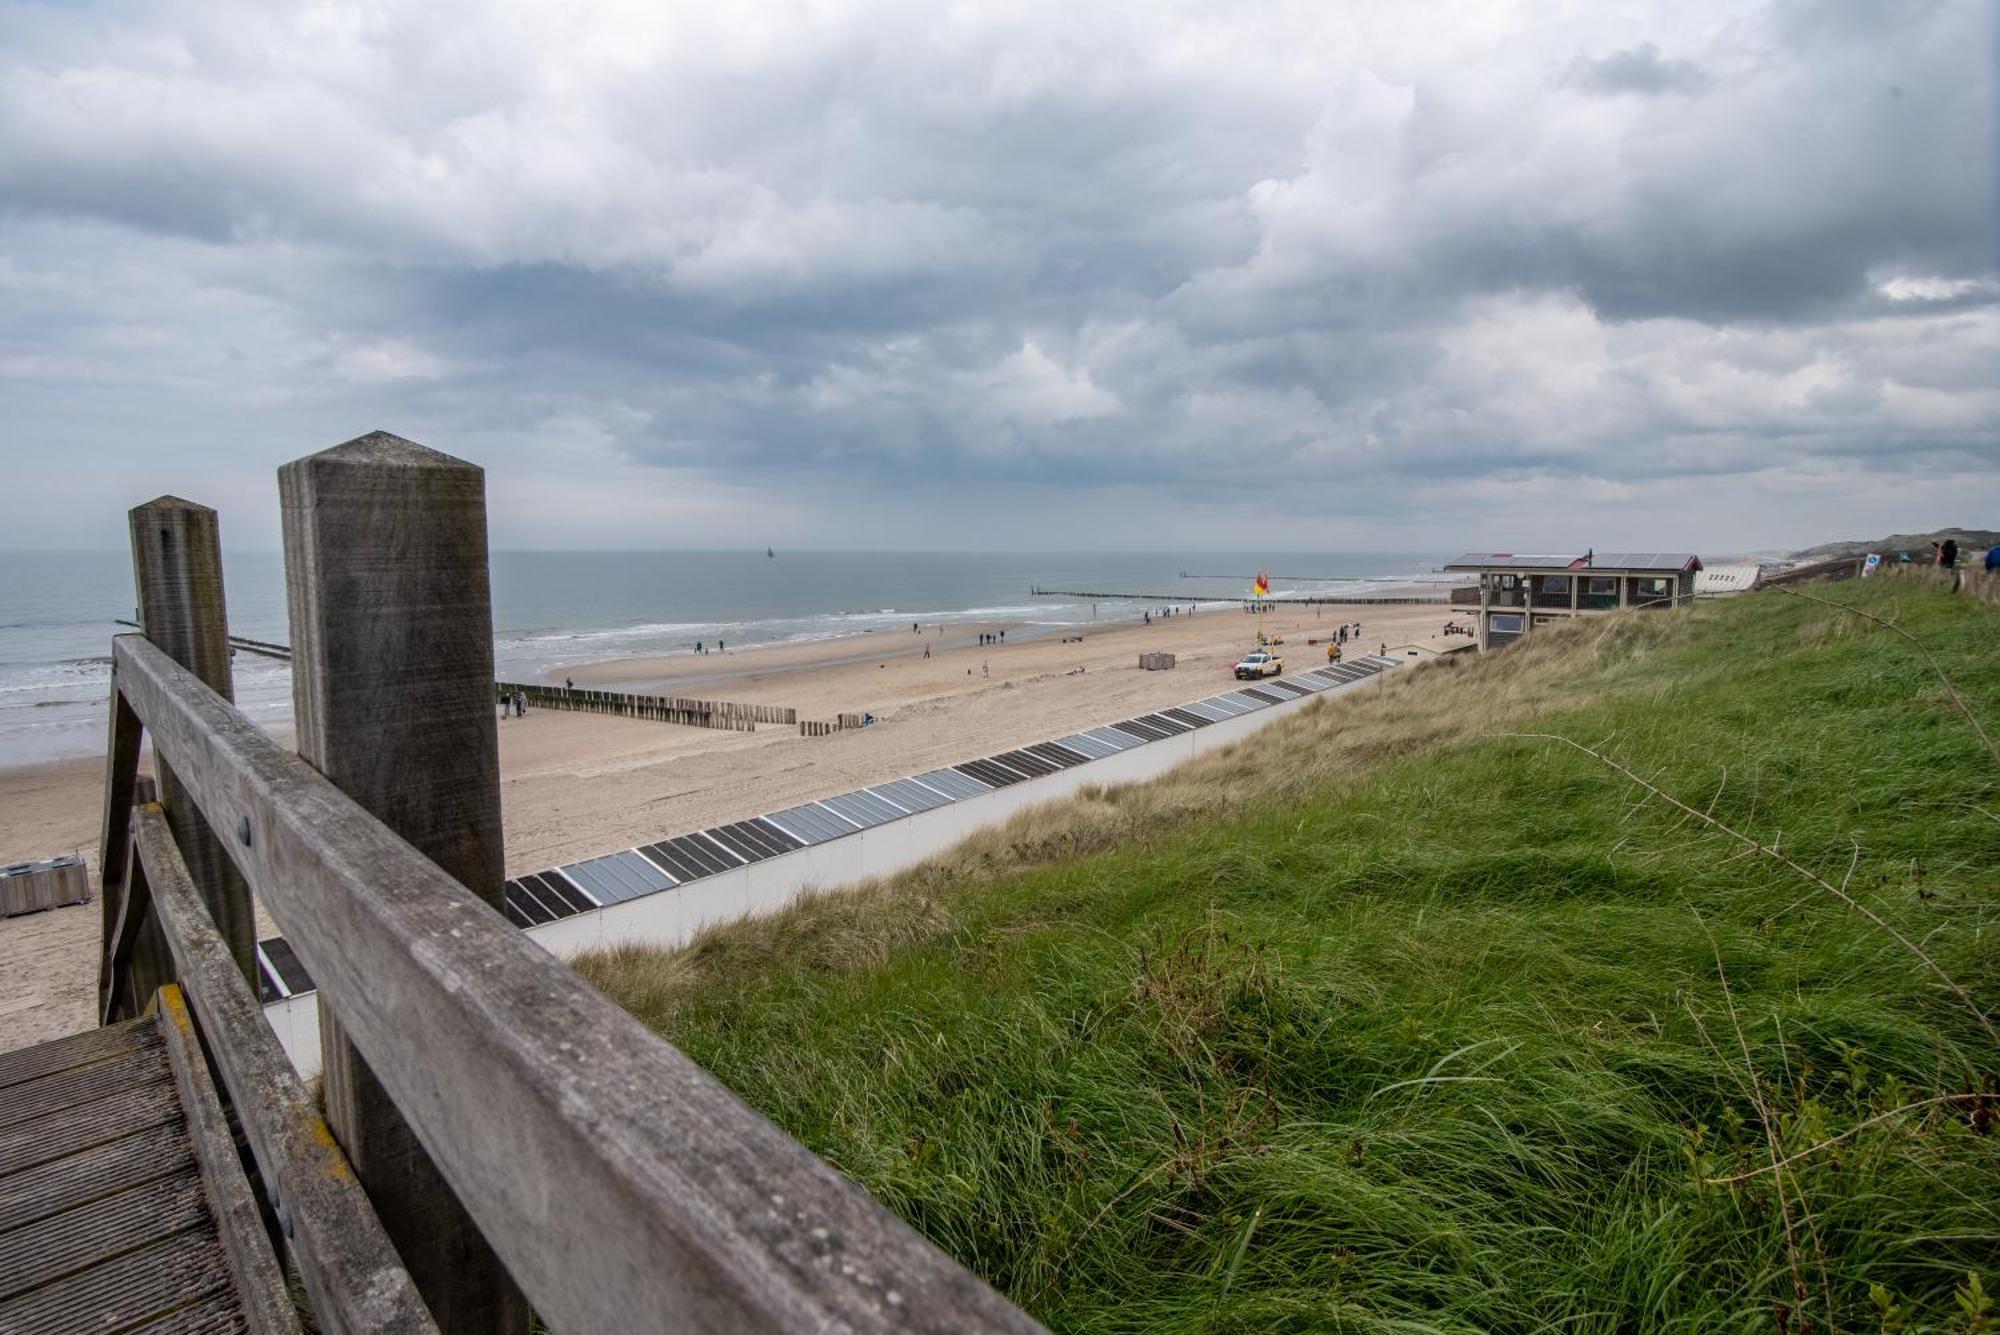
<box><xmin>129</xmin><ymin>496</ymin><xmax>256</xmax><ymax>986</ymax></box>
<box><xmin>97</xmin><ymin>672</ymin><xmax>141</xmax><ymax>951</ymax></box>
<box><xmin>113</xmin><ymin>630</ymin><xmax>1044</xmax><ymax>1335</ymax></box>
<box><xmin>153</xmin><ymin>982</ymin><xmax>304</xmax><ymax>1335</ymax></box>
<box><xmin>279</xmin><ymin>433</ymin><xmax>524</xmax><ymax>1335</ymax></box>
<box><xmin>135</xmin><ymin>803</ymin><xmax>437</xmax><ymax>1335</ymax></box>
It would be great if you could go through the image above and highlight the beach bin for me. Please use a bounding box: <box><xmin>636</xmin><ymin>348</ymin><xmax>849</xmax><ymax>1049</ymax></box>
<box><xmin>0</xmin><ymin>855</ymin><xmax>91</xmax><ymax>917</ymax></box>
<box><xmin>1138</xmin><ymin>652</ymin><xmax>1176</xmax><ymax>671</ymax></box>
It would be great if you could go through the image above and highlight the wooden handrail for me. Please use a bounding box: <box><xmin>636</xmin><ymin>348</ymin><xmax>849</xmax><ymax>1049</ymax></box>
<box><xmin>111</xmin><ymin>632</ymin><xmax>1044</xmax><ymax>1334</ymax></box>
<box><xmin>132</xmin><ymin>801</ymin><xmax>438</xmax><ymax>1335</ymax></box>
<box><xmin>152</xmin><ymin>982</ymin><xmax>304</xmax><ymax>1335</ymax></box>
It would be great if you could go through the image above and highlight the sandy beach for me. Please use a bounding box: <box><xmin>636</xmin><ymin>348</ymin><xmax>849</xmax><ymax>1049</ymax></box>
<box><xmin>0</xmin><ymin>598</ymin><xmax>1464</xmax><ymax>1048</ymax></box>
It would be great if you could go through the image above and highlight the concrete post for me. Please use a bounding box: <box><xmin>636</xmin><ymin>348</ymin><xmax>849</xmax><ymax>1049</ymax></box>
<box><xmin>280</xmin><ymin>431</ymin><xmax>527</xmax><ymax>1335</ymax></box>
<box><xmin>129</xmin><ymin>498</ymin><xmax>257</xmax><ymax>988</ymax></box>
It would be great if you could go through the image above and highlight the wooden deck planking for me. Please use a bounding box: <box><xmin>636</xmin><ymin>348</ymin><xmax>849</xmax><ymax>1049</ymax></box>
<box><xmin>0</xmin><ymin>1017</ymin><xmax>254</xmax><ymax>1335</ymax></box>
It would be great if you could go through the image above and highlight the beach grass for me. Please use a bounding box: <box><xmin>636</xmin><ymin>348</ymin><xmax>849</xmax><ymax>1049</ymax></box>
<box><xmin>576</xmin><ymin>573</ymin><xmax>2000</xmax><ymax>1332</ymax></box>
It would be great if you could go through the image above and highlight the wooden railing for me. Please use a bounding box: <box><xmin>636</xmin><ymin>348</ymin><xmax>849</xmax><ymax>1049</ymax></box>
<box><xmin>97</xmin><ymin>432</ymin><xmax>1044</xmax><ymax>1335</ymax></box>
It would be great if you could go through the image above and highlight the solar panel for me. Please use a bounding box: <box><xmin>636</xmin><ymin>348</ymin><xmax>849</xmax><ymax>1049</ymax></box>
<box><xmin>504</xmin><ymin>881</ymin><xmax>551</xmax><ymax>927</ymax></box>
<box><xmin>698</xmin><ymin>825</ymin><xmax>766</xmax><ymax>864</ymax></box>
<box><xmin>705</xmin><ymin>819</ymin><xmax>800</xmax><ymax>863</ymax></box>
<box><xmin>1083</xmin><ymin>726</ymin><xmax>1145</xmax><ymax>751</ymax></box>
<box><xmin>637</xmin><ymin>835</ymin><xmax>735</xmax><ymax>883</ymax></box>
<box><xmin>1262</xmin><ymin>679</ymin><xmax>1311</xmax><ymax>697</ymax></box>
<box><xmin>1025</xmin><ymin>741</ymin><xmax>1091</xmax><ymax>768</ymax></box>
<box><xmin>820</xmin><ymin>790</ymin><xmax>905</xmax><ymax>829</ymax></box>
<box><xmin>260</xmin><ymin>937</ymin><xmax>313</xmax><ymax>997</ymax></box>
<box><xmin>916</xmin><ymin>767</ymin><xmax>992</xmax><ymax>799</ymax></box>
<box><xmin>526</xmin><ymin>870</ymin><xmax>595</xmax><ymax>914</ymax></box>
<box><xmin>558</xmin><ymin>860</ymin><xmax>621</xmax><ymax>904</ymax></box>
<box><xmin>870</xmin><ymin>778</ymin><xmax>953</xmax><ymax>812</ymax></box>
<box><xmin>1238</xmin><ymin>687</ymin><xmax>1283</xmax><ymax>705</ymax></box>
<box><xmin>765</xmin><ymin>804</ymin><xmax>857</xmax><ymax>845</ymax></box>
<box><xmin>564</xmin><ymin>851</ymin><xmax>672</xmax><ymax>904</ymax></box>
<box><xmin>1199</xmin><ymin>694</ymin><xmax>1251</xmax><ymax>716</ymax></box>
<box><xmin>956</xmin><ymin>758</ymin><xmax>1027</xmax><ymax>788</ymax></box>
<box><xmin>990</xmin><ymin>749</ymin><xmax>1058</xmax><ymax>777</ymax></box>
<box><xmin>509</xmin><ymin>876</ymin><xmax>566</xmax><ymax>922</ymax></box>
<box><xmin>1177</xmin><ymin>701</ymin><xmax>1229</xmax><ymax>721</ymax></box>
<box><xmin>1054</xmin><ymin>732</ymin><xmax>1118</xmax><ymax>759</ymax></box>
<box><xmin>1160</xmin><ymin>707</ymin><xmax>1213</xmax><ymax>728</ymax></box>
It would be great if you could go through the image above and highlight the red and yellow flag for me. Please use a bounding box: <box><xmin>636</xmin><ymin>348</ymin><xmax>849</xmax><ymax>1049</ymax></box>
<box><xmin>1253</xmin><ymin>569</ymin><xmax>1270</xmax><ymax>597</ymax></box>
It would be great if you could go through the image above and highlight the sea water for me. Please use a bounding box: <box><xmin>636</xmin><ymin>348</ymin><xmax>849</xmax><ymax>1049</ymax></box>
<box><xmin>0</xmin><ymin>549</ymin><xmax>1447</xmax><ymax>765</ymax></box>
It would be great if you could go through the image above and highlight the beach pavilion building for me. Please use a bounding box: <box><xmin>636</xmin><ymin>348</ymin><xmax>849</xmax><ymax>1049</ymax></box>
<box><xmin>1445</xmin><ymin>552</ymin><xmax>1703</xmax><ymax>651</ymax></box>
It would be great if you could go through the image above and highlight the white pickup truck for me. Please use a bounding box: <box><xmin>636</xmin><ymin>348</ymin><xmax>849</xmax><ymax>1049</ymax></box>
<box><xmin>1232</xmin><ymin>651</ymin><xmax>1283</xmax><ymax>680</ymax></box>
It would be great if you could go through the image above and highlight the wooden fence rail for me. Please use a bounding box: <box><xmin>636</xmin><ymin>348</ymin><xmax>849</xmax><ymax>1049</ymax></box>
<box><xmin>497</xmin><ymin>681</ymin><xmax>793</xmax><ymax>731</ymax></box>
<box><xmin>95</xmin><ymin>433</ymin><xmax>1042</xmax><ymax>1335</ymax></box>
<box><xmin>126</xmin><ymin>801</ymin><xmax>435</xmax><ymax>1335</ymax></box>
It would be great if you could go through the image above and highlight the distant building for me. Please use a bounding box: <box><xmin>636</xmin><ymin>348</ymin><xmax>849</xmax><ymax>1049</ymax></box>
<box><xmin>1696</xmin><ymin>563</ymin><xmax>1763</xmax><ymax>597</ymax></box>
<box><xmin>1444</xmin><ymin>552</ymin><xmax>1703</xmax><ymax>651</ymax></box>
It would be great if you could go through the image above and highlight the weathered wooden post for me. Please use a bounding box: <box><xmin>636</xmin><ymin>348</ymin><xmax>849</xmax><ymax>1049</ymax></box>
<box><xmin>280</xmin><ymin>432</ymin><xmax>527</xmax><ymax>1335</ymax></box>
<box><xmin>127</xmin><ymin>497</ymin><xmax>257</xmax><ymax>989</ymax></box>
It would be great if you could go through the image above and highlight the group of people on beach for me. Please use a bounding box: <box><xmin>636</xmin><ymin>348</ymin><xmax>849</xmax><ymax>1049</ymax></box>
<box><xmin>693</xmin><ymin>639</ymin><xmax>724</xmax><ymax>654</ymax></box>
<box><xmin>499</xmin><ymin>689</ymin><xmax>528</xmax><ymax>718</ymax></box>
<box><xmin>977</xmin><ymin>631</ymin><xmax>1004</xmax><ymax>645</ymax></box>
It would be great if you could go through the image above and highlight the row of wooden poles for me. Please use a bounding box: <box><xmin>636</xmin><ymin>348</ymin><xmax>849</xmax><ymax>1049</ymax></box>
<box><xmin>495</xmin><ymin>681</ymin><xmax>794</xmax><ymax>731</ymax></box>
<box><xmin>798</xmin><ymin>713</ymin><xmax>865</xmax><ymax>737</ymax></box>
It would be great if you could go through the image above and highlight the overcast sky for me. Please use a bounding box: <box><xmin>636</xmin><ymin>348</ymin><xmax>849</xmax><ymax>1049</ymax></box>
<box><xmin>1</xmin><ymin>0</ymin><xmax>1993</xmax><ymax>553</ymax></box>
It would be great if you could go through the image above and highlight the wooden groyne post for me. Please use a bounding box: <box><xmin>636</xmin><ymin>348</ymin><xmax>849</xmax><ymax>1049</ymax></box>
<box><xmin>281</xmin><ymin>432</ymin><xmax>527</xmax><ymax>1333</ymax></box>
<box><xmin>495</xmin><ymin>682</ymin><xmax>792</xmax><ymax>730</ymax></box>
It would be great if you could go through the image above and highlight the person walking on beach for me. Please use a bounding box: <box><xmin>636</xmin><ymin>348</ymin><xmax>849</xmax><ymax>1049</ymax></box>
<box><xmin>565</xmin><ymin>677</ymin><xmax>574</xmax><ymax>691</ymax></box>
<box><xmin>923</xmin><ymin>642</ymin><xmax>931</xmax><ymax>659</ymax></box>
<box><xmin>514</xmin><ymin>689</ymin><xmax>527</xmax><ymax>717</ymax></box>
<box><xmin>718</xmin><ymin>639</ymin><xmax>725</xmax><ymax>653</ymax></box>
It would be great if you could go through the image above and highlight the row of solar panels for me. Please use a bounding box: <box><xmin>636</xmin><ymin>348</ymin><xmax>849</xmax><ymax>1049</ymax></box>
<box><xmin>256</xmin><ymin>655</ymin><xmax>1399</xmax><ymax>1002</ymax></box>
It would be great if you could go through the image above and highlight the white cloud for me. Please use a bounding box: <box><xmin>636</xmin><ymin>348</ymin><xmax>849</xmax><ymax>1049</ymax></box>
<box><xmin>0</xmin><ymin>0</ymin><xmax>1991</xmax><ymax>551</ymax></box>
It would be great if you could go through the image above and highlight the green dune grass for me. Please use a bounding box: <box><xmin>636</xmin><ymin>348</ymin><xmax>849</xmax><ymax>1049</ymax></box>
<box><xmin>578</xmin><ymin>574</ymin><xmax>1999</xmax><ymax>1332</ymax></box>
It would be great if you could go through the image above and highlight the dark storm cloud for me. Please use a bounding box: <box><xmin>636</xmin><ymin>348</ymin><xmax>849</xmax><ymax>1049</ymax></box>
<box><xmin>1567</xmin><ymin>43</ymin><xmax>1711</xmax><ymax>97</ymax></box>
<box><xmin>0</xmin><ymin>0</ymin><xmax>1992</xmax><ymax>551</ymax></box>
